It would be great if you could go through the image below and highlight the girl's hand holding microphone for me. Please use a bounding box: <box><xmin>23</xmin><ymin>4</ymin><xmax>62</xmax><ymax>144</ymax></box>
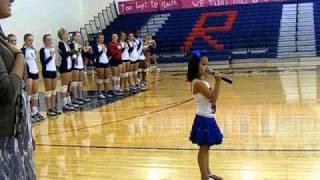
<box><xmin>214</xmin><ymin>71</ymin><xmax>222</xmax><ymax>82</ymax></box>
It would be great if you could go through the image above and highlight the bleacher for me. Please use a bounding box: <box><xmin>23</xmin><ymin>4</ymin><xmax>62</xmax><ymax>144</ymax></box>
<box><xmin>83</xmin><ymin>0</ymin><xmax>319</xmax><ymax>63</ymax></box>
<box><xmin>156</xmin><ymin>2</ymin><xmax>283</xmax><ymax>62</ymax></box>
<box><xmin>314</xmin><ymin>1</ymin><xmax>320</xmax><ymax>56</ymax></box>
<box><xmin>102</xmin><ymin>13</ymin><xmax>153</xmax><ymax>42</ymax></box>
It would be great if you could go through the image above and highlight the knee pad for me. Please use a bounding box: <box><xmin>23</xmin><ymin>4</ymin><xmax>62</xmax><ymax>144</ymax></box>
<box><xmin>120</xmin><ymin>73</ymin><xmax>126</xmax><ymax>78</ymax></box>
<box><xmin>32</xmin><ymin>93</ymin><xmax>39</xmax><ymax>100</ymax></box>
<box><xmin>97</xmin><ymin>79</ymin><xmax>104</xmax><ymax>84</ymax></box>
<box><xmin>51</xmin><ymin>90</ymin><xmax>57</xmax><ymax>96</ymax></box>
<box><xmin>71</xmin><ymin>81</ymin><xmax>78</xmax><ymax>87</ymax></box>
<box><xmin>28</xmin><ymin>95</ymin><xmax>32</xmax><ymax>102</ymax></box>
<box><xmin>45</xmin><ymin>91</ymin><xmax>52</xmax><ymax>98</ymax></box>
<box><xmin>104</xmin><ymin>79</ymin><xmax>110</xmax><ymax>84</ymax></box>
<box><xmin>61</xmin><ymin>85</ymin><xmax>68</xmax><ymax>93</ymax></box>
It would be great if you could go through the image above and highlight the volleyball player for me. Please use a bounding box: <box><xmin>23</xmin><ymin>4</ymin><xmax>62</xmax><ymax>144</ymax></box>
<box><xmin>119</xmin><ymin>32</ymin><xmax>130</xmax><ymax>93</ymax></box>
<box><xmin>22</xmin><ymin>33</ymin><xmax>45</xmax><ymax>122</ymax></box>
<box><xmin>83</xmin><ymin>40</ymin><xmax>95</xmax><ymax>75</ymax></box>
<box><xmin>93</xmin><ymin>33</ymin><xmax>113</xmax><ymax>99</ymax></box>
<box><xmin>40</xmin><ymin>34</ymin><xmax>62</xmax><ymax>116</ymax></box>
<box><xmin>108</xmin><ymin>32</ymin><xmax>124</xmax><ymax>96</ymax></box>
<box><xmin>145</xmin><ymin>34</ymin><xmax>159</xmax><ymax>72</ymax></box>
<box><xmin>135</xmin><ymin>32</ymin><xmax>147</xmax><ymax>89</ymax></box>
<box><xmin>128</xmin><ymin>32</ymin><xmax>139</xmax><ymax>91</ymax></box>
<box><xmin>57</xmin><ymin>28</ymin><xmax>77</xmax><ymax>111</ymax></box>
<box><xmin>70</xmin><ymin>32</ymin><xmax>91</xmax><ymax>105</ymax></box>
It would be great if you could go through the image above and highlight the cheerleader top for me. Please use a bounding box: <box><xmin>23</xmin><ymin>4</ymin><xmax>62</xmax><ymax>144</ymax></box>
<box><xmin>192</xmin><ymin>79</ymin><xmax>215</xmax><ymax>118</ymax></box>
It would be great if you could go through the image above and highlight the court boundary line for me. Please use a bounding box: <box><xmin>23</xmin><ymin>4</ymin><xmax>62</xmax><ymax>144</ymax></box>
<box><xmin>36</xmin><ymin>144</ymin><xmax>320</xmax><ymax>152</ymax></box>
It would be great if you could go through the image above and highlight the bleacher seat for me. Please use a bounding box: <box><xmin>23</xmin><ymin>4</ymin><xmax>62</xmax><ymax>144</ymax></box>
<box><xmin>96</xmin><ymin>0</ymin><xmax>319</xmax><ymax>63</ymax></box>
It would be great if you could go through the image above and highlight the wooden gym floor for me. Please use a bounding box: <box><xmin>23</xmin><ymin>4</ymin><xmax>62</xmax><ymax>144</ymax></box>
<box><xmin>33</xmin><ymin>62</ymin><xmax>320</xmax><ymax>180</ymax></box>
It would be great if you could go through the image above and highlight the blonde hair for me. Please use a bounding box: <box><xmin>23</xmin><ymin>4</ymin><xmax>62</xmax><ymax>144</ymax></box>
<box><xmin>58</xmin><ymin>27</ymin><xmax>67</xmax><ymax>40</ymax></box>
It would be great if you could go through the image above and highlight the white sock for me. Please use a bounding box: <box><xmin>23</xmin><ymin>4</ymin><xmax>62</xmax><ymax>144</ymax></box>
<box><xmin>28</xmin><ymin>96</ymin><xmax>32</xmax><ymax>103</ymax></box>
<box><xmin>117</xmin><ymin>77</ymin><xmax>120</xmax><ymax>90</ymax></box>
<box><xmin>32</xmin><ymin>106</ymin><xmax>38</xmax><ymax>115</ymax></box>
<box><xmin>63</xmin><ymin>97</ymin><xmax>68</xmax><ymax>105</ymax></box>
<box><xmin>79</xmin><ymin>82</ymin><xmax>83</xmax><ymax>98</ymax></box>
<box><xmin>112</xmin><ymin>76</ymin><xmax>118</xmax><ymax>90</ymax></box>
<box><xmin>71</xmin><ymin>81</ymin><xmax>78</xmax><ymax>99</ymax></box>
<box><xmin>67</xmin><ymin>96</ymin><xmax>72</xmax><ymax>104</ymax></box>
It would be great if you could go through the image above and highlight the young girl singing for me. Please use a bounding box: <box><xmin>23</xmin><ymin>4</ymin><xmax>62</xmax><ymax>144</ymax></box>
<box><xmin>187</xmin><ymin>50</ymin><xmax>223</xmax><ymax>180</ymax></box>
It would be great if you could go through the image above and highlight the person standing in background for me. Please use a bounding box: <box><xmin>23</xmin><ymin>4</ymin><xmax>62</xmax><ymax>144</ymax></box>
<box><xmin>70</xmin><ymin>32</ymin><xmax>91</xmax><ymax>105</ymax></box>
<box><xmin>108</xmin><ymin>32</ymin><xmax>124</xmax><ymax>96</ymax></box>
<box><xmin>22</xmin><ymin>33</ymin><xmax>45</xmax><ymax>122</ymax></box>
<box><xmin>40</xmin><ymin>34</ymin><xmax>62</xmax><ymax>116</ymax></box>
<box><xmin>119</xmin><ymin>32</ymin><xmax>130</xmax><ymax>93</ymax></box>
<box><xmin>57</xmin><ymin>27</ymin><xmax>78</xmax><ymax>111</ymax></box>
<box><xmin>83</xmin><ymin>40</ymin><xmax>95</xmax><ymax>75</ymax></box>
<box><xmin>93</xmin><ymin>33</ymin><xmax>113</xmax><ymax>99</ymax></box>
<box><xmin>7</xmin><ymin>33</ymin><xmax>17</xmax><ymax>46</ymax></box>
<box><xmin>145</xmin><ymin>34</ymin><xmax>159</xmax><ymax>72</ymax></box>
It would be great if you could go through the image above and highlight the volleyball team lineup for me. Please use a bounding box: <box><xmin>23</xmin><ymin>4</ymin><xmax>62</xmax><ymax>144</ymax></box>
<box><xmin>5</xmin><ymin>30</ymin><xmax>160</xmax><ymax>122</ymax></box>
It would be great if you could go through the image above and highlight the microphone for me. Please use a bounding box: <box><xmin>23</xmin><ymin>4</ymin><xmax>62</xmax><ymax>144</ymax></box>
<box><xmin>208</xmin><ymin>69</ymin><xmax>233</xmax><ymax>84</ymax></box>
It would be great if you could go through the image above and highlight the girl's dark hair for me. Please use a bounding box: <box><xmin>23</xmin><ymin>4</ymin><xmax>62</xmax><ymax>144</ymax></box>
<box><xmin>119</xmin><ymin>32</ymin><xmax>126</xmax><ymax>40</ymax></box>
<box><xmin>187</xmin><ymin>50</ymin><xmax>207</xmax><ymax>82</ymax></box>
<box><xmin>72</xmin><ymin>31</ymin><xmax>79</xmax><ymax>37</ymax></box>
<box><xmin>97</xmin><ymin>33</ymin><xmax>104</xmax><ymax>39</ymax></box>
<box><xmin>43</xmin><ymin>34</ymin><xmax>51</xmax><ymax>43</ymax></box>
<box><xmin>7</xmin><ymin>34</ymin><xmax>16</xmax><ymax>39</ymax></box>
<box><xmin>23</xmin><ymin>33</ymin><xmax>33</xmax><ymax>41</ymax></box>
<box><xmin>131</xmin><ymin>30</ymin><xmax>137</xmax><ymax>35</ymax></box>
<box><xmin>72</xmin><ymin>31</ymin><xmax>80</xmax><ymax>40</ymax></box>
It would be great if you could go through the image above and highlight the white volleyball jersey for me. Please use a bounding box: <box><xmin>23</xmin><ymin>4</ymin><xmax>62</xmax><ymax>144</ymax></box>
<box><xmin>23</xmin><ymin>47</ymin><xmax>39</xmax><ymax>74</ymax></box>
<box><xmin>120</xmin><ymin>41</ymin><xmax>130</xmax><ymax>60</ymax></box>
<box><xmin>98</xmin><ymin>44</ymin><xmax>109</xmax><ymax>64</ymax></box>
<box><xmin>40</xmin><ymin>47</ymin><xmax>57</xmax><ymax>71</ymax></box>
<box><xmin>128</xmin><ymin>41</ymin><xmax>139</xmax><ymax>61</ymax></box>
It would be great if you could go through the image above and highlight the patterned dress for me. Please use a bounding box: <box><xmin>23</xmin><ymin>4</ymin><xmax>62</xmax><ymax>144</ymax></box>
<box><xmin>0</xmin><ymin>34</ymin><xmax>36</xmax><ymax>180</ymax></box>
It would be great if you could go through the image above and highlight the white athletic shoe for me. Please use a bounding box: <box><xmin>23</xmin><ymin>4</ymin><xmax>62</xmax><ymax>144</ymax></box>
<box><xmin>98</xmin><ymin>94</ymin><xmax>106</xmax><ymax>99</ymax></box>
<box><xmin>70</xmin><ymin>103</ymin><xmax>79</xmax><ymax>108</ymax></box>
<box><xmin>63</xmin><ymin>104</ymin><xmax>75</xmax><ymax>111</ymax></box>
